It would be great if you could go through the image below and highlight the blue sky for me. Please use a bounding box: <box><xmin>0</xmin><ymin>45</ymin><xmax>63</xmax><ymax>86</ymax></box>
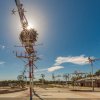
<box><xmin>0</xmin><ymin>0</ymin><xmax>100</xmax><ymax>80</ymax></box>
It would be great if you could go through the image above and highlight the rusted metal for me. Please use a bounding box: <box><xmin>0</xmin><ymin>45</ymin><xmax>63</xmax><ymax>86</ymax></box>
<box><xmin>13</xmin><ymin>0</ymin><xmax>38</xmax><ymax>100</ymax></box>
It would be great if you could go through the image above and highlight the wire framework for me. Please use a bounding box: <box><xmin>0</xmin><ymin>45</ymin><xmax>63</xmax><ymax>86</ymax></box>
<box><xmin>13</xmin><ymin>0</ymin><xmax>38</xmax><ymax>100</ymax></box>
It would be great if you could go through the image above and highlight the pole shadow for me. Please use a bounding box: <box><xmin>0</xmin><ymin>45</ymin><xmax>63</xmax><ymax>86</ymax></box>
<box><xmin>33</xmin><ymin>89</ymin><xmax>44</xmax><ymax>100</ymax></box>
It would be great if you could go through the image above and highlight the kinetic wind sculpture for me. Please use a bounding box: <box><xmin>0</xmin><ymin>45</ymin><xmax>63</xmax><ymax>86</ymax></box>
<box><xmin>13</xmin><ymin>0</ymin><xmax>38</xmax><ymax>100</ymax></box>
<box><xmin>41</xmin><ymin>74</ymin><xmax>45</xmax><ymax>84</ymax></box>
<box><xmin>52</xmin><ymin>74</ymin><xmax>55</xmax><ymax>82</ymax></box>
<box><xmin>14</xmin><ymin>0</ymin><xmax>38</xmax><ymax>55</ymax></box>
<box><xmin>87</xmin><ymin>57</ymin><xmax>100</xmax><ymax>91</ymax></box>
<box><xmin>17</xmin><ymin>66</ymin><xmax>28</xmax><ymax>88</ymax></box>
<box><xmin>17</xmin><ymin>66</ymin><xmax>27</xmax><ymax>82</ymax></box>
<box><xmin>63</xmin><ymin>74</ymin><xmax>69</xmax><ymax>86</ymax></box>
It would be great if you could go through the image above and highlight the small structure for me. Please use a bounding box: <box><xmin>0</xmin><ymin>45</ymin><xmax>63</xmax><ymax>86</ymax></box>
<box><xmin>76</xmin><ymin>76</ymin><xmax>100</xmax><ymax>87</ymax></box>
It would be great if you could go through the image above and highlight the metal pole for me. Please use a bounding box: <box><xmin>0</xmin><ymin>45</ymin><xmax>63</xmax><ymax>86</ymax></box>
<box><xmin>32</xmin><ymin>64</ymin><xmax>34</xmax><ymax>93</ymax></box>
<box><xmin>29</xmin><ymin>59</ymin><xmax>32</xmax><ymax>100</ymax></box>
<box><xmin>91</xmin><ymin>63</ymin><xmax>94</xmax><ymax>91</ymax></box>
<box><xmin>68</xmin><ymin>74</ymin><xmax>69</xmax><ymax>88</ymax></box>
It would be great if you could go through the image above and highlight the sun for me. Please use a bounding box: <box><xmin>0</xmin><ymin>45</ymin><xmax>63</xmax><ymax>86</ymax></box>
<box><xmin>27</xmin><ymin>23</ymin><xmax>34</xmax><ymax>30</ymax></box>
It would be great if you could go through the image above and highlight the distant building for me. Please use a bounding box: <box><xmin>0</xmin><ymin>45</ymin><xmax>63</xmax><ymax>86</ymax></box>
<box><xmin>0</xmin><ymin>81</ymin><xmax>8</xmax><ymax>86</ymax></box>
<box><xmin>76</xmin><ymin>76</ymin><xmax>100</xmax><ymax>87</ymax></box>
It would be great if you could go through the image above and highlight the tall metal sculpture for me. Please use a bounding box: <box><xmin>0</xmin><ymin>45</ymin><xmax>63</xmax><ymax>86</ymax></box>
<box><xmin>63</xmin><ymin>73</ymin><xmax>69</xmax><ymax>87</ymax></box>
<box><xmin>13</xmin><ymin>0</ymin><xmax>38</xmax><ymax>100</ymax></box>
<box><xmin>41</xmin><ymin>74</ymin><xmax>45</xmax><ymax>84</ymax></box>
<box><xmin>88</xmin><ymin>57</ymin><xmax>100</xmax><ymax>91</ymax></box>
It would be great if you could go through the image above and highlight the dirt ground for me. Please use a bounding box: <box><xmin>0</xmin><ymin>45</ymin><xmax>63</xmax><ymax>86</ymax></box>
<box><xmin>0</xmin><ymin>86</ymin><xmax>100</xmax><ymax>100</ymax></box>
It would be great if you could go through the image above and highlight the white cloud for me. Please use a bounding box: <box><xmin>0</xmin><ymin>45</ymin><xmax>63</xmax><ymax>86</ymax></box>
<box><xmin>35</xmin><ymin>68</ymin><xmax>47</xmax><ymax>73</ymax></box>
<box><xmin>0</xmin><ymin>61</ymin><xmax>5</xmax><ymax>65</ymax></box>
<box><xmin>55</xmin><ymin>55</ymin><xmax>89</xmax><ymax>65</ymax></box>
<box><xmin>48</xmin><ymin>66</ymin><xmax>64</xmax><ymax>72</ymax></box>
<box><xmin>34</xmin><ymin>55</ymin><xmax>90</xmax><ymax>73</ymax></box>
<box><xmin>35</xmin><ymin>66</ymin><xmax>64</xmax><ymax>73</ymax></box>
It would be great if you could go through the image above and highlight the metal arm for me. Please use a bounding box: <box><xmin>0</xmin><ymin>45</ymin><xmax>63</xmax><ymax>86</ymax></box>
<box><xmin>15</xmin><ymin>0</ymin><xmax>28</xmax><ymax>29</ymax></box>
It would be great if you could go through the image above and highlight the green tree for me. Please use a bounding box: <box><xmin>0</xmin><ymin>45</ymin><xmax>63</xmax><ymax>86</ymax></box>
<box><xmin>95</xmin><ymin>69</ymin><xmax>100</xmax><ymax>76</ymax></box>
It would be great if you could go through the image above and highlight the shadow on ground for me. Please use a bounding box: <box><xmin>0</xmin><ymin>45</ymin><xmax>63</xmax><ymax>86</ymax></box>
<box><xmin>70</xmin><ymin>89</ymin><xmax>100</xmax><ymax>92</ymax></box>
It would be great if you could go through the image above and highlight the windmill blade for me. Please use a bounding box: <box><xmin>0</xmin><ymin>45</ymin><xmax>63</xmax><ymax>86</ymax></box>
<box><xmin>88</xmin><ymin>56</ymin><xmax>98</xmax><ymax>61</ymax></box>
<box><xmin>88</xmin><ymin>57</ymin><xmax>94</xmax><ymax>63</ymax></box>
<box><xmin>88</xmin><ymin>57</ymin><xmax>92</xmax><ymax>62</ymax></box>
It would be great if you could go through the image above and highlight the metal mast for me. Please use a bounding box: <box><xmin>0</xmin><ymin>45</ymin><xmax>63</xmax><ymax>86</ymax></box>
<box><xmin>88</xmin><ymin>57</ymin><xmax>100</xmax><ymax>91</ymax></box>
<box><xmin>13</xmin><ymin>0</ymin><xmax>38</xmax><ymax>100</ymax></box>
<box><xmin>15</xmin><ymin>0</ymin><xmax>28</xmax><ymax>29</ymax></box>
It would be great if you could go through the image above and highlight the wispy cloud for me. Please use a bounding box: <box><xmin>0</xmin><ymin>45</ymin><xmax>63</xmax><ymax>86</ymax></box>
<box><xmin>35</xmin><ymin>55</ymin><xmax>90</xmax><ymax>73</ymax></box>
<box><xmin>55</xmin><ymin>55</ymin><xmax>89</xmax><ymax>65</ymax></box>
<box><xmin>35</xmin><ymin>66</ymin><xmax>64</xmax><ymax>73</ymax></box>
<box><xmin>35</xmin><ymin>68</ymin><xmax>47</xmax><ymax>73</ymax></box>
<box><xmin>48</xmin><ymin>66</ymin><xmax>64</xmax><ymax>72</ymax></box>
<box><xmin>0</xmin><ymin>61</ymin><xmax>5</xmax><ymax>65</ymax></box>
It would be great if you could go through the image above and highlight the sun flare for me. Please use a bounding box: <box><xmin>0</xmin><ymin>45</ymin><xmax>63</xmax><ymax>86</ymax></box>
<box><xmin>27</xmin><ymin>23</ymin><xmax>34</xmax><ymax>30</ymax></box>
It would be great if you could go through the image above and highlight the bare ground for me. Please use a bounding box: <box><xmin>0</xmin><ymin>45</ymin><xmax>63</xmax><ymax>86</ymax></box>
<box><xmin>0</xmin><ymin>86</ymin><xmax>100</xmax><ymax>100</ymax></box>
